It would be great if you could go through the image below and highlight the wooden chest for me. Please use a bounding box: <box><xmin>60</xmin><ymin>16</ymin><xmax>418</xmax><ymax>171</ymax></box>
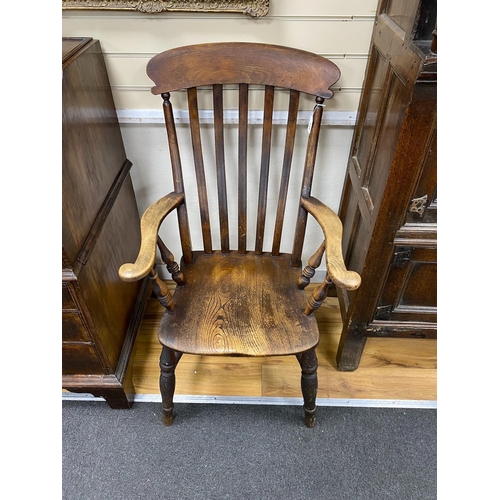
<box><xmin>62</xmin><ymin>37</ymin><xmax>149</xmax><ymax>407</ymax></box>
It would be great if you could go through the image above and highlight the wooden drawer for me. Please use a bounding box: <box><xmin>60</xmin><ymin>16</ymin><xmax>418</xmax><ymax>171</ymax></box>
<box><xmin>62</xmin><ymin>312</ymin><xmax>91</xmax><ymax>342</ymax></box>
<box><xmin>376</xmin><ymin>245</ymin><xmax>437</xmax><ymax>324</ymax></box>
<box><xmin>62</xmin><ymin>282</ymin><xmax>77</xmax><ymax>310</ymax></box>
<box><xmin>62</xmin><ymin>343</ymin><xmax>103</xmax><ymax>375</ymax></box>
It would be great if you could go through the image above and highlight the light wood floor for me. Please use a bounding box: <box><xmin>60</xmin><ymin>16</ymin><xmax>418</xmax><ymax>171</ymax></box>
<box><xmin>131</xmin><ymin>285</ymin><xmax>437</xmax><ymax>405</ymax></box>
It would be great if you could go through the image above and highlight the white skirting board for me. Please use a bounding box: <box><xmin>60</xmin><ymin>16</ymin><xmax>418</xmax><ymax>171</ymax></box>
<box><xmin>62</xmin><ymin>392</ymin><xmax>437</xmax><ymax>409</ymax></box>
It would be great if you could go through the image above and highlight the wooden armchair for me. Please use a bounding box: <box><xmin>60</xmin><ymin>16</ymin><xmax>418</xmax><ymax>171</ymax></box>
<box><xmin>119</xmin><ymin>43</ymin><xmax>361</xmax><ymax>427</ymax></box>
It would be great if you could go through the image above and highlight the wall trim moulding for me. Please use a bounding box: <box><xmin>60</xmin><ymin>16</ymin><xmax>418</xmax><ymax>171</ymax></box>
<box><xmin>116</xmin><ymin>109</ymin><xmax>358</xmax><ymax>127</ymax></box>
<box><xmin>62</xmin><ymin>0</ymin><xmax>269</xmax><ymax>17</ymax></box>
<box><xmin>103</xmin><ymin>52</ymin><xmax>369</xmax><ymax>59</ymax></box>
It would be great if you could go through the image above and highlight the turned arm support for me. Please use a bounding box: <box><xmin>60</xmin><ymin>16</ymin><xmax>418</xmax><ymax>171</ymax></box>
<box><xmin>119</xmin><ymin>192</ymin><xmax>185</xmax><ymax>282</ymax></box>
<box><xmin>300</xmin><ymin>196</ymin><xmax>361</xmax><ymax>291</ymax></box>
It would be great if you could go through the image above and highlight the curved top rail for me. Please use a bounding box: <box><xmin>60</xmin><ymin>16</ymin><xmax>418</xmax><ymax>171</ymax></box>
<box><xmin>147</xmin><ymin>42</ymin><xmax>341</xmax><ymax>98</ymax></box>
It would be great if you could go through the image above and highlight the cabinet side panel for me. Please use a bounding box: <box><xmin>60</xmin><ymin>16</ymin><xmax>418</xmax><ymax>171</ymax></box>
<box><xmin>62</xmin><ymin>40</ymin><xmax>127</xmax><ymax>265</ymax></box>
<box><xmin>78</xmin><ymin>177</ymin><xmax>143</xmax><ymax>370</ymax></box>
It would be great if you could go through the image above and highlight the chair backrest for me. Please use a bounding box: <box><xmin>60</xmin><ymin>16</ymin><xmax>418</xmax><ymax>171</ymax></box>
<box><xmin>146</xmin><ymin>42</ymin><xmax>341</xmax><ymax>266</ymax></box>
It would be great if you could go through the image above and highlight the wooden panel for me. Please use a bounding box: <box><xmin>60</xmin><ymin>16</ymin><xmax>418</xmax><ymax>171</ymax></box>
<box><xmin>363</xmin><ymin>70</ymin><xmax>409</xmax><ymax>213</ymax></box>
<box><xmin>405</xmin><ymin>125</ymin><xmax>437</xmax><ymax>225</ymax></box>
<box><xmin>77</xmin><ymin>177</ymin><xmax>143</xmax><ymax>370</ymax></box>
<box><xmin>62</xmin><ymin>37</ymin><xmax>91</xmax><ymax>64</ymax></box>
<box><xmin>398</xmin><ymin>262</ymin><xmax>436</xmax><ymax>308</ymax></box>
<box><xmin>62</xmin><ymin>39</ymin><xmax>128</xmax><ymax>266</ymax></box>
<box><xmin>384</xmin><ymin>0</ymin><xmax>420</xmax><ymax>33</ymax></box>
<box><xmin>62</xmin><ymin>313</ymin><xmax>92</xmax><ymax>342</ymax></box>
<box><xmin>353</xmin><ymin>48</ymin><xmax>387</xmax><ymax>175</ymax></box>
<box><xmin>62</xmin><ymin>344</ymin><xmax>103</xmax><ymax>375</ymax></box>
<box><xmin>377</xmin><ymin>245</ymin><xmax>437</xmax><ymax>325</ymax></box>
<box><xmin>62</xmin><ymin>283</ymin><xmax>77</xmax><ymax>310</ymax></box>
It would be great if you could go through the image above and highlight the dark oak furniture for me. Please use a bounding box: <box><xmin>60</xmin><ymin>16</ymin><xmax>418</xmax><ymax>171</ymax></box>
<box><xmin>119</xmin><ymin>42</ymin><xmax>361</xmax><ymax>427</ymax></box>
<box><xmin>335</xmin><ymin>0</ymin><xmax>437</xmax><ymax>371</ymax></box>
<box><xmin>62</xmin><ymin>37</ymin><xmax>150</xmax><ymax>408</ymax></box>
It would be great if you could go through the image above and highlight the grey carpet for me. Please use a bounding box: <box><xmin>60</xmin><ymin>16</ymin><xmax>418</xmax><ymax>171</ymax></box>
<box><xmin>62</xmin><ymin>401</ymin><xmax>436</xmax><ymax>500</ymax></box>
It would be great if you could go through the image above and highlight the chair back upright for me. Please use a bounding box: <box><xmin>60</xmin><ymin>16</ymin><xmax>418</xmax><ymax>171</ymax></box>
<box><xmin>146</xmin><ymin>42</ymin><xmax>341</xmax><ymax>266</ymax></box>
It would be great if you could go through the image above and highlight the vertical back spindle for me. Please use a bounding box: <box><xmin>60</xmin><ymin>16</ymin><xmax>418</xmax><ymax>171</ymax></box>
<box><xmin>291</xmin><ymin>96</ymin><xmax>325</xmax><ymax>268</ymax></box>
<box><xmin>187</xmin><ymin>87</ymin><xmax>213</xmax><ymax>254</ymax></box>
<box><xmin>213</xmin><ymin>84</ymin><xmax>230</xmax><ymax>253</ymax></box>
<box><xmin>272</xmin><ymin>89</ymin><xmax>300</xmax><ymax>256</ymax></box>
<box><xmin>255</xmin><ymin>85</ymin><xmax>275</xmax><ymax>254</ymax></box>
<box><xmin>238</xmin><ymin>83</ymin><xmax>249</xmax><ymax>254</ymax></box>
<box><xmin>162</xmin><ymin>93</ymin><xmax>193</xmax><ymax>264</ymax></box>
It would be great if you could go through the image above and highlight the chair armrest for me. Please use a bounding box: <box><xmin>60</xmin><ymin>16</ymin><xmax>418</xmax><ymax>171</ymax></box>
<box><xmin>119</xmin><ymin>192</ymin><xmax>184</xmax><ymax>282</ymax></box>
<box><xmin>300</xmin><ymin>196</ymin><xmax>361</xmax><ymax>291</ymax></box>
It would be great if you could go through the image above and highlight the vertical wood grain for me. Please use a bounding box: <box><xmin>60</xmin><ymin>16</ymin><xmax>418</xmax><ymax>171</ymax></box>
<box><xmin>255</xmin><ymin>85</ymin><xmax>275</xmax><ymax>254</ymax></box>
<box><xmin>291</xmin><ymin>98</ymin><xmax>325</xmax><ymax>267</ymax></box>
<box><xmin>238</xmin><ymin>83</ymin><xmax>249</xmax><ymax>253</ymax></box>
<box><xmin>162</xmin><ymin>93</ymin><xmax>193</xmax><ymax>263</ymax></box>
<box><xmin>187</xmin><ymin>87</ymin><xmax>213</xmax><ymax>254</ymax></box>
<box><xmin>272</xmin><ymin>89</ymin><xmax>300</xmax><ymax>256</ymax></box>
<box><xmin>213</xmin><ymin>84</ymin><xmax>230</xmax><ymax>253</ymax></box>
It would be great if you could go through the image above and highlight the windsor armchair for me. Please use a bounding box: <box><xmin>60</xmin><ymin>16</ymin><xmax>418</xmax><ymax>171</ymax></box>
<box><xmin>119</xmin><ymin>42</ymin><xmax>361</xmax><ymax>427</ymax></box>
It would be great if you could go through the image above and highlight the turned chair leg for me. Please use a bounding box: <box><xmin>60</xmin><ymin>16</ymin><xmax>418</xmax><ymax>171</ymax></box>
<box><xmin>296</xmin><ymin>348</ymin><xmax>319</xmax><ymax>428</ymax></box>
<box><xmin>159</xmin><ymin>346</ymin><xmax>182</xmax><ymax>426</ymax></box>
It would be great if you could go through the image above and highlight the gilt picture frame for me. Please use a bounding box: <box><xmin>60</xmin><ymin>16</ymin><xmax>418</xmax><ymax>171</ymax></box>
<box><xmin>62</xmin><ymin>1</ymin><xmax>269</xmax><ymax>18</ymax></box>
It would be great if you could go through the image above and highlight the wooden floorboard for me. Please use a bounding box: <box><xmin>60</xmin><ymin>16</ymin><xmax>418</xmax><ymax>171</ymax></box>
<box><xmin>131</xmin><ymin>286</ymin><xmax>437</xmax><ymax>403</ymax></box>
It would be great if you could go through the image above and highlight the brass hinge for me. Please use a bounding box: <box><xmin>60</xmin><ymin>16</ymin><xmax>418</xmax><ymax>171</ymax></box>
<box><xmin>375</xmin><ymin>305</ymin><xmax>392</xmax><ymax>320</ymax></box>
<box><xmin>393</xmin><ymin>247</ymin><xmax>413</xmax><ymax>268</ymax></box>
<box><xmin>408</xmin><ymin>194</ymin><xmax>428</xmax><ymax>216</ymax></box>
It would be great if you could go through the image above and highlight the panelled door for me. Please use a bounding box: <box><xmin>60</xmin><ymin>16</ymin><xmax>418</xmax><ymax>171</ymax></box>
<box><xmin>335</xmin><ymin>0</ymin><xmax>437</xmax><ymax>370</ymax></box>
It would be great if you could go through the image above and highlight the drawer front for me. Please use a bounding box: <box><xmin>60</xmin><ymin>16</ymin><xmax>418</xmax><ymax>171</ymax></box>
<box><xmin>62</xmin><ymin>282</ymin><xmax>77</xmax><ymax>310</ymax></box>
<box><xmin>62</xmin><ymin>343</ymin><xmax>104</xmax><ymax>375</ymax></box>
<box><xmin>375</xmin><ymin>245</ymin><xmax>437</xmax><ymax>325</ymax></box>
<box><xmin>62</xmin><ymin>312</ymin><xmax>91</xmax><ymax>342</ymax></box>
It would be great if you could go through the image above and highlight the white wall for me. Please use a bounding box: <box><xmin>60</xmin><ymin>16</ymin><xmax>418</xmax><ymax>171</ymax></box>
<box><xmin>62</xmin><ymin>0</ymin><xmax>378</xmax><ymax>280</ymax></box>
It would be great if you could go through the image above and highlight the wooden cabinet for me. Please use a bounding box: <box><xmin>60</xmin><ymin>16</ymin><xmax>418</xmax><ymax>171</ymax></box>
<box><xmin>62</xmin><ymin>37</ymin><xmax>150</xmax><ymax>407</ymax></box>
<box><xmin>335</xmin><ymin>0</ymin><xmax>437</xmax><ymax>371</ymax></box>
